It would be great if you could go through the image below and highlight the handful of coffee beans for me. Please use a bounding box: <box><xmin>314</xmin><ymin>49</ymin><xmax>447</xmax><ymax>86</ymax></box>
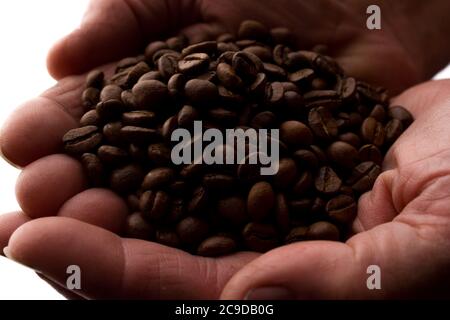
<box><xmin>63</xmin><ymin>20</ymin><xmax>413</xmax><ymax>257</ymax></box>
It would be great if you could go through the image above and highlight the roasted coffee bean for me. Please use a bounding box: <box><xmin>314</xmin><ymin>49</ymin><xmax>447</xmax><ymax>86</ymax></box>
<box><xmin>197</xmin><ymin>235</ymin><xmax>237</xmax><ymax>257</ymax></box>
<box><xmin>273</xmin><ymin>158</ymin><xmax>298</xmax><ymax>189</ymax></box>
<box><xmin>82</xmin><ymin>87</ymin><xmax>100</xmax><ymax>109</ymax></box>
<box><xmin>203</xmin><ymin>173</ymin><xmax>234</xmax><ymax>192</ymax></box>
<box><xmin>188</xmin><ymin>186</ymin><xmax>208</xmax><ymax>214</ymax></box>
<box><xmin>348</xmin><ymin>161</ymin><xmax>381</xmax><ymax>193</ymax></box>
<box><xmin>326</xmin><ymin>195</ymin><xmax>357</xmax><ymax>224</ymax></box>
<box><xmin>361</xmin><ymin>117</ymin><xmax>385</xmax><ymax>147</ymax></box>
<box><xmin>308</xmin><ymin>107</ymin><xmax>338</xmax><ymax>140</ymax></box>
<box><xmin>80</xmin><ymin>109</ymin><xmax>100</xmax><ymax>126</ymax></box>
<box><xmin>247</xmin><ymin>182</ymin><xmax>275</xmax><ymax>221</ymax></box>
<box><xmin>388</xmin><ymin>106</ymin><xmax>413</xmax><ymax>127</ymax></box>
<box><xmin>327</xmin><ymin>141</ymin><xmax>359</xmax><ymax>169</ymax></box>
<box><xmin>242</xmin><ymin>222</ymin><xmax>278</xmax><ymax>252</ymax></box>
<box><xmin>155</xmin><ymin>229</ymin><xmax>180</xmax><ymax>248</ymax></box>
<box><xmin>238</xmin><ymin>20</ymin><xmax>269</xmax><ymax>40</ymax></box>
<box><xmin>140</xmin><ymin>190</ymin><xmax>170</xmax><ymax>221</ymax></box>
<box><xmin>97</xmin><ymin>145</ymin><xmax>128</xmax><ymax>166</ymax></box>
<box><xmin>132</xmin><ymin>80</ymin><xmax>168</xmax><ymax>109</ymax></box>
<box><xmin>338</xmin><ymin>132</ymin><xmax>361</xmax><ymax>148</ymax></box>
<box><xmin>178</xmin><ymin>53</ymin><xmax>210</xmax><ymax>75</ymax></box>
<box><xmin>85</xmin><ymin>69</ymin><xmax>104</xmax><ymax>89</ymax></box>
<box><xmin>184</xmin><ymin>79</ymin><xmax>218</xmax><ymax>105</ymax></box>
<box><xmin>232</xmin><ymin>51</ymin><xmax>262</xmax><ymax>78</ymax></box>
<box><xmin>285</xmin><ymin>226</ymin><xmax>308</xmax><ymax>244</ymax></box>
<box><xmin>289</xmin><ymin>68</ymin><xmax>314</xmax><ymax>85</ymax></box>
<box><xmin>217</xmin><ymin>196</ymin><xmax>247</xmax><ymax>226</ymax></box>
<box><xmin>280</xmin><ymin>120</ymin><xmax>313</xmax><ymax>148</ymax></box>
<box><xmin>306</xmin><ymin>221</ymin><xmax>340</xmax><ymax>241</ymax></box>
<box><xmin>141</xmin><ymin>167</ymin><xmax>176</xmax><ymax>190</ymax></box>
<box><xmin>385</xmin><ymin>118</ymin><xmax>404</xmax><ymax>145</ymax></box>
<box><xmin>217</xmin><ymin>62</ymin><xmax>243</xmax><ymax>89</ymax></box>
<box><xmin>110</xmin><ymin>164</ymin><xmax>144</xmax><ymax>193</ymax></box>
<box><xmin>182</xmin><ymin>41</ymin><xmax>217</xmax><ymax>56</ymax></box>
<box><xmin>293</xmin><ymin>171</ymin><xmax>313</xmax><ymax>196</ymax></box>
<box><xmin>122</xmin><ymin>111</ymin><xmax>156</xmax><ymax>127</ymax></box>
<box><xmin>176</xmin><ymin>216</ymin><xmax>209</xmax><ymax>246</ymax></box>
<box><xmin>124</xmin><ymin>212</ymin><xmax>154</xmax><ymax>240</ymax></box>
<box><xmin>121</xmin><ymin>126</ymin><xmax>160</xmax><ymax>144</ymax></box>
<box><xmin>63</xmin><ymin>126</ymin><xmax>102</xmax><ymax>154</ymax></box>
<box><xmin>81</xmin><ymin>153</ymin><xmax>104</xmax><ymax>186</ymax></box>
<box><xmin>315</xmin><ymin>166</ymin><xmax>342</xmax><ymax>194</ymax></box>
<box><xmin>359</xmin><ymin>144</ymin><xmax>382</xmax><ymax>164</ymax></box>
<box><xmin>64</xmin><ymin>20</ymin><xmax>413</xmax><ymax>257</ymax></box>
<box><xmin>158</xmin><ymin>53</ymin><xmax>179</xmax><ymax>79</ymax></box>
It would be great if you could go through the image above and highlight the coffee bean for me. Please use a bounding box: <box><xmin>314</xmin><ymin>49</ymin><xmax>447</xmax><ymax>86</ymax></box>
<box><xmin>81</xmin><ymin>153</ymin><xmax>104</xmax><ymax>186</ymax></box>
<box><xmin>284</xmin><ymin>90</ymin><xmax>303</xmax><ymax>115</ymax></box>
<box><xmin>292</xmin><ymin>149</ymin><xmax>319</xmax><ymax>169</ymax></box>
<box><xmin>97</xmin><ymin>145</ymin><xmax>128</xmax><ymax>166</ymax></box>
<box><xmin>348</xmin><ymin>161</ymin><xmax>381</xmax><ymax>193</ymax></box>
<box><xmin>147</xmin><ymin>143</ymin><xmax>171</xmax><ymax>166</ymax></box>
<box><xmin>361</xmin><ymin>117</ymin><xmax>385</xmax><ymax>147</ymax></box>
<box><xmin>145</xmin><ymin>41</ymin><xmax>168</xmax><ymax>62</ymax></box>
<box><xmin>289</xmin><ymin>68</ymin><xmax>314</xmax><ymax>85</ymax></box>
<box><xmin>122</xmin><ymin>111</ymin><xmax>156</xmax><ymax>127</ymax></box>
<box><xmin>308</xmin><ymin>107</ymin><xmax>338</xmax><ymax>140</ymax></box>
<box><xmin>176</xmin><ymin>216</ymin><xmax>209</xmax><ymax>246</ymax></box>
<box><xmin>315</xmin><ymin>166</ymin><xmax>342</xmax><ymax>194</ymax></box>
<box><xmin>85</xmin><ymin>69</ymin><xmax>104</xmax><ymax>89</ymax></box>
<box><xmin>273</xmin><ymin>44</ymin><xmax>291</xmax><ymax>66</ymax></box>
<box><xmin>358</xmin><ymin>144</ymin><xmax>382</xmax><ymax>164</ymax></box>
<box><xmin>188</xmin><ymin>186</ymin><xmax>208</xmax><ymax>214</ymax></box>
<box><xmin>217</xmin><ymin>33</ymin><xmax>235</xmax><ymax>42</ymax></box>
<box><xmin>340</xmin><ymin>77</ymin><xmax>357</xmax><ymax>100</ymax></box>
<box><xmin>217</xmin><ymin>196</ymin><xmax>247</xmax><ymax>226</ymax></box>
<box><xmin>273</xmin><ymin>158</ymin><xmax>298</xmax><ymax>189</ymax></box>
<box><xmin>247</xmin><ymin>181</ymin><xmax>275</xmax><ymax>221</ymax></box>
<box><xmin>120</xmin><ymin>126</ymin><xmax>160</xmax><ymax>144</ymax></box>
<box><xmin>326</xmin><ymin>195</ymin><xmax>356</xmax><ymax>224</ymax></box>
<box><xmin>243</xmin><ymin>45</ymin><xmax>272</xmax><ymax>61</ymax></box>
<box><xmin>203</xmin><ymin>173</ymin><xmax>234</xmax><ymax>192</ymax></box>
<box><xmin>142</xmin><ymin>167</ymin><xmax>176</xmax><ymax>190</ymax></box>
<box><xmin>285</xmin><ymin>226</ymin><xmax>308</xmax><ymax>244</ymax></box>
<box><xmin>182</xmin><ymin>41</ymin><xmax>217</xmax><ymax>56</ymax></box>
<box><xmin>82</xmin><ymin>87</ymin><xmax>100</xmax><ymax>109</ymax></box>
<box><xmin>232</xmin><ymin>51</ymin><xmax>262</xmax><ymax>78</ymax></box>
<box><xmin>167</xmin><ymin>73</ymin><xmax>185</xmax><ymax>98</ymax></box>
<box><xmin>140</xmin><ymin>190</ymin><xmax>170</xmax><ymax>221</ymax></box>
<box><xmin>306</xmin><ymin>221</ymin><xmax>340</xmax><ymax>241</ymax></box>
<box><xmin>124</xmin><ymin>212</ymin><xmax>154</xmax><ymax>240</ymax></box>
<box><xmin>197</xmin><ymin>235</ymin><xmax>237</xmax><ymax>257</ymax></box>
<box><xmin>293</xmin><ymin>171</ymin><xmax>313</xmax><ymax>196</ymax></box>
<box><xmin>161</xmin><ymin>115</ymin><xmax>178</xmax><ymax>140</ymax></box>
<box><xmin>275</xmin><ymin>193</ymin><xmax>290</xmax><ymax>233</ymax></box>
<box><xmin>242</xmin><ymin>222</ymin><xmax>278</xmax><ymax>252</ymax></box>
<box><xmin>158</xmin><ymin>53</ymin><xmax>179</xmax><ymax>79</ymax></box>
<box><xmin>103</xmin><ymin>122</ymin><xmax>123</xmax><ymax>145</ymax></box>
<box><xmin>178</xmin><ymin>53</ymin><xmax>209</xmax><ymax>75</ymax></box>
<box><xmin>338</xmin><ymin>132</ymin><xmax>361</xmax><ymax>148</ymax></box>
<box><xmin>100</xmin><ymin>84</ymin><xmax>122</xmax><ymax>101</ymax></box>
<box><xmin>250</xmin><ymin>111</ymin><xmax>276</xmax><ymax>129</ymax></box>
<box><xmin>327</xmin><ymin>141</ymin><xmax>359</xmax><ymax>169</ymax></box>
<box><xmin>166</xmin><ymin>35</ymin><xmax>188</xmax><ymax>51</ymax></box>
<box><xmin>265</xmin><ymin>81</ymin><xmax>285</xmax><ymax>106</ymax></box>
<box><xmin>139</xmin><ymin>71</ymin><xmax>163</xmax><ymax>82</ymax></box>
<box><xmin>132</xmin><ymin>80</ymin><xmax>168</xmax><ymax>109</ymax></box>
<box><xmin>388</xmin><ymin>106</ymin><xmax>413</xmax><ymax>127</ymax></box>
<box><xmin>96</xmin><ymin>99</ymin><xmax>125</xmax><ymax>120</ymax></box>
<box><xmin>63</xmin><ymin>125</ymin><xmax>102</xmax><ymax>154</ymax></box>
<box><xmin>217</xmin><ymin>62</ymin><xmax>243</xmax><ymax>89</ymax></box>
<box><xmin>110</xmin><ymin>164</ymin><xmax>144</xmax><ymax>193</ymax></box>
<box><xmin>280</xmin><ymin>120</ymin><xmax>313</xmax><ymax>148</ymax></box>
<box><xmin>184</xmin><ymin>79</ymin><xmax>218</xmax><ymax>105</ymax></box>
<box><xmin>238</xmin><ymin>20</ymin><xmax>269</xmax><ymax>40</ymax></box>
<box><xmin>263</xmin><ymin>62</ymin><xmax>287</xmax><ymax>79</ymax></box>
<box><xmin>80</xmin><ymin>109</ymin><xmax>100</xmax><ymax>126</ymax></box>
<box><xmin>385</xmin><ymin>119</ymin><xmax>404</xmax><ymax>145</ymax></box>
<box><xmin>370</xmin><ymin>104</ymin><xmax>386</xmax><ymax>122</ymax></box>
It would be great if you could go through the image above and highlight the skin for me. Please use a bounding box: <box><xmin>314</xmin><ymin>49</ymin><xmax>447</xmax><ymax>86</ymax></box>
<box><xmin>1</xmin><ymin>0</ymin><xmax>450</xmax><ymax>299</ymax></box>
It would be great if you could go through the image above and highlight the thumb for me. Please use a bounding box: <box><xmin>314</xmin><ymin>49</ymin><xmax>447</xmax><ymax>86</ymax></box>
<box><xmin>220</xmin><ymin>222</ymin><xmax>450</xmax><ymax>299</ymax></box>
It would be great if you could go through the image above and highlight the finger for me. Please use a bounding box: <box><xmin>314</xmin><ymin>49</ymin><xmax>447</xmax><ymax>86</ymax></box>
<box><xmin>15</xmin><ymin>154</ymin><xmax>87</xmax><ymax>218</ymax></box>
<box><xmin>7</xmin><ymin>217</ymin><xmax>257</xmax><ymax>299</ymax></box>
<box><xmin>57</xmin><ymin>188</ymin><xmax>128</xmax><ymax>234</ymax></box>
<box><xmin>47</xmin><ymin>0</ymin><xmax>201</xmax><ymax>78</ymax></box>
<box><xmin>0</xmin><ymin>212</ymin><xmax>30</xmax><ymax>254</ymax></box>
<box><xmin>221</xmin><ymin>221</ymin><xmax>449</xmax><ymax>299</ymax></box>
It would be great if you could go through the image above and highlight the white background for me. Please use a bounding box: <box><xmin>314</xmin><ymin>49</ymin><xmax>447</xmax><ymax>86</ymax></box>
<box><xmin>0</xmin><ymin>0</ymin><xmax>449</xmax><ymax>300</ymax></box>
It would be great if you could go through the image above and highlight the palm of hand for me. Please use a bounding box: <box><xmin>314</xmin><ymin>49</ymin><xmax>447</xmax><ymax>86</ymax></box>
<box><xmin>1</xmin><ymin>0</ymin><xmax>449</xmax><ymax>299</ymax></box>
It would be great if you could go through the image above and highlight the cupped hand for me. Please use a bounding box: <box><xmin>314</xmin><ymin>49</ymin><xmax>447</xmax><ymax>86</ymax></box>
<box><xmin>1</xmin><ymin>0</ymin><xmax>450</xmax><ymax>299</ymax></box>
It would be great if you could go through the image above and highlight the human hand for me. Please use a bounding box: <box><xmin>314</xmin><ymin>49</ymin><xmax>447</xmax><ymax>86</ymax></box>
<box><xmin>1</xmin><ymin>0</ymin><xmax>450</xmax><ymax>299</ymax></box>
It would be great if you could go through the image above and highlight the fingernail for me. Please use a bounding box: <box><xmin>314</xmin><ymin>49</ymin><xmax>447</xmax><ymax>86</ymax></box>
<box><xmin>3</xmin><ymin>246</ymin><xmax>11</xmax><ymax>258</ymax></box>
<box><xmin>245</xmin><ymin>286</ymin><xmax>294</xmax><ymax>300</ymax></box>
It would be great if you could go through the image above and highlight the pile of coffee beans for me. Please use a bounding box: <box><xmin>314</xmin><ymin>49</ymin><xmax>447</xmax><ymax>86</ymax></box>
<box><xmin>63</xmin><ymin>20</ymin><xmax>413</xmax><ymax>257</ymax></box>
